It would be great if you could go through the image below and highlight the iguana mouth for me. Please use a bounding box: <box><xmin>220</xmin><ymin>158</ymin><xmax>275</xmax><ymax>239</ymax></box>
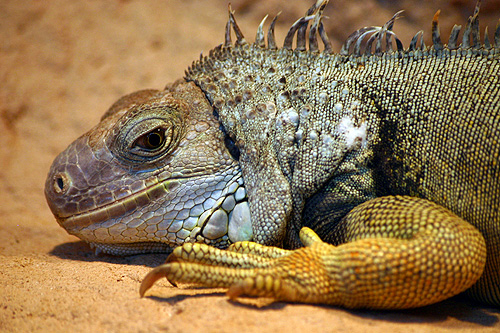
<box><xmin>55</xmin><ymin>179</ymin><xmax>184</xmax><ymax>230</ymax></box>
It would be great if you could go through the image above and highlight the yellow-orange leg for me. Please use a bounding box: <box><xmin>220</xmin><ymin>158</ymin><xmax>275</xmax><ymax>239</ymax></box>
<box><xmin>140</xmin><ymin>196</ymin><xmax>486</xmax><ymax>309</ymax></box>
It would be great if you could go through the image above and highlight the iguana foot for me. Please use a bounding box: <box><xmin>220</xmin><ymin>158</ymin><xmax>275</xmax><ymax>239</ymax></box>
<box><xmin>140</xmin><ymin>227</ymin><xmax>333</xmax><ymax>303</ymax></box>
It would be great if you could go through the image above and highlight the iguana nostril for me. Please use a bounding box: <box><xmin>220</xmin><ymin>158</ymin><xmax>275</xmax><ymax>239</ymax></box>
<box><xmin>56</xmin><ymin>177</ymin><xmax>64</xmax><ymax>190</ymax></box>
<box><xmin>53</xmin><ymin>172</ymin><xmax>71</xmax><ymax>194</ymax></box>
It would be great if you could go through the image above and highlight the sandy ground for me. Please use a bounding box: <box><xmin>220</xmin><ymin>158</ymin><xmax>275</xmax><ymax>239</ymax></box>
<box><xmin>1</xmin><ymin>1</ymin><xmax>500</xmax><ymax>332</ymax></box>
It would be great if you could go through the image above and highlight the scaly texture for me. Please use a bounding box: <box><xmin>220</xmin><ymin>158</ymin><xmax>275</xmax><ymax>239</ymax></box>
<box><xmin>45</xmin><ymin>0</ymin><xmax>499</xmax><ymax>308</ymax></box>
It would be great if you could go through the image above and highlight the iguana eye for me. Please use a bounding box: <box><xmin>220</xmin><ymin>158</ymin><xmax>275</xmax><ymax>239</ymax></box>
<box><xmin>134</xmin><ymin>128</ymin><xmax>166</xmax><ymax>150</ymax></box>
<box><xmin>109</xmin><ymin>102</ymin><xmax>184</xmax><ymax>165</ymax></box>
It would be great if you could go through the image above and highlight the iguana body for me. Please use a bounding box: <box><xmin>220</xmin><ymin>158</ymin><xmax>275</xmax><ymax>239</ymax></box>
<box><xmin>45</xmin><ymin>1</ymin><xmax>500</xmax><ymax>309</ymax></box>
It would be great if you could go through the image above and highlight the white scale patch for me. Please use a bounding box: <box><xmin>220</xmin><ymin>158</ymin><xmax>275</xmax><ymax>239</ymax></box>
<box><xmin>228</xmin><ymin>201</ymin><xmax>253</xmax><ymax>243</ymax></box>
<box><xmin>335</xmin><ymin>116</ymin><xmax>367</xmax><ymax>149</ymax></box>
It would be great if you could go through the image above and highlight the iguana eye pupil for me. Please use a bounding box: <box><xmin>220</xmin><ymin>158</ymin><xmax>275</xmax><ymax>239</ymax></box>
<box><xmin>137</xmin><ymin>128</ymin><xmax>165</xmax><ymax>150</ymax></box>
<box><xmin>146</xmin><ymin>129</ymin><xmax>164</xmax><ymax>148</ymax></box>
<box><xmin>148</xmin><ymin>133</ymin><xmax>163</xmax><ymax>148</ymax></box>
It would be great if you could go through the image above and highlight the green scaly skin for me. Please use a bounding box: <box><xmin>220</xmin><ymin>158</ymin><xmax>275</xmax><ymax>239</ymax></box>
<box><xmin>45</xmin><ymin>1</ymin><xmax>499</xmax><ymax>308</ymax></box>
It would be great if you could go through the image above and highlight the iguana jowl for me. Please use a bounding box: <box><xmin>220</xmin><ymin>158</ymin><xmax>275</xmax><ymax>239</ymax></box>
<box><xmin>45</xmin><ymin>0</ymin><xmax>500</xmax><ymax>309</ymax></box>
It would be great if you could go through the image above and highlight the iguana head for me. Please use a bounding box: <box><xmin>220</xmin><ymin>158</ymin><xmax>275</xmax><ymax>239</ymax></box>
<box><xmin>45</xmin><ymin>81</ymin><xmax>252</xmax><ymax>255</ymax></box>
<box><xmin>45</xmin><ymin>0</ymin><xmax>380</xmax><ymax>254</ymax></box>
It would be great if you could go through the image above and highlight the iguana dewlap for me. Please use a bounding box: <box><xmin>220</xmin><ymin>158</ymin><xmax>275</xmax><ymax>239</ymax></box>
<box><xmin>45</xmin><ymin>0</ymin><xmax>499</xmax><ymax>309</ymax></box>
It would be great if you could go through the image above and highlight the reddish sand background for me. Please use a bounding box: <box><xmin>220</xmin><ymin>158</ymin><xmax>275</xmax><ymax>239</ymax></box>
<box><xmin>1</xmin><ymin>1</ymin><xmax>499</xmax><ymax>332</ymax></box>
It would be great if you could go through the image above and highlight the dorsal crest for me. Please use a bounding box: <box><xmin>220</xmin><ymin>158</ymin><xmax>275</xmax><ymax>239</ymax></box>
<box><xmin>220</xmin><ymin>0</ymin><xmax>499</xmax><ymax>57</ymax></box>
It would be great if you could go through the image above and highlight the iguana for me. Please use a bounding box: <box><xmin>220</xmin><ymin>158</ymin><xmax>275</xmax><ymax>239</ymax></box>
<box><xmin>45</xmin><ymin>0</ymin><xmax>500</xmax><ymax>309</ymax></box>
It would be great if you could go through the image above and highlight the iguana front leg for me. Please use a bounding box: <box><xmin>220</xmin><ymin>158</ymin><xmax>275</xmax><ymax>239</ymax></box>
<box><xmin>140</xmin><ymin>196</ymin><xmax>486</xmax><ymax>309</ymax></box>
